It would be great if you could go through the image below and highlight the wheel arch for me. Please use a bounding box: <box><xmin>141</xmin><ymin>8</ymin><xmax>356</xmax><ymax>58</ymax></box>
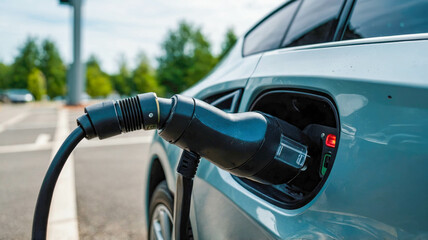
<box><xmin>144</xmin><ymin>141</ymin><xmax>176</xmax><ymax>228</ymax></box>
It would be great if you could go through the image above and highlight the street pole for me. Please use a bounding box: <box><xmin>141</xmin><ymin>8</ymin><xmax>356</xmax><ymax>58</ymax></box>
<box><xmin>64</xmin><ymin>0</ymin><xmax>83</xmax><ymax>105</ymax></box>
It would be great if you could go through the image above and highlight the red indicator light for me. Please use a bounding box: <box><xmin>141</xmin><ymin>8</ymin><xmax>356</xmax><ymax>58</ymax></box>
<box><xmin>326</xmin><ymin>134</ymin><xmax>336</xmax><ymax>148</ymax></box>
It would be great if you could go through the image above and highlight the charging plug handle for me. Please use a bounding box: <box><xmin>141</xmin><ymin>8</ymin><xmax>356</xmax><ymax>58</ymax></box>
<box><xmin>173</xmin><ymin>150</ymin><xmax>200</xmax><ymax>240</ymax></box>
<box><xmin>78</xmin><ymin>93</ymin><xmax>310</xmax><ymax>185</ymax></box>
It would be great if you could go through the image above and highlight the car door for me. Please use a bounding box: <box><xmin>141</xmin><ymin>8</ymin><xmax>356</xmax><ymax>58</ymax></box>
<box><xmin>192</xmin><ymin>0</ymin><xmax>428</xmax><ymax>239</ymax></box>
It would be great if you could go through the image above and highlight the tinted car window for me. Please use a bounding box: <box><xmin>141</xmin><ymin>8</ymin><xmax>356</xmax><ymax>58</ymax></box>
<box><xmin>282</xmin><ymin>0</ymin><xmax>344</xmax><ymax>48</ymax></box>
<box><xmin>243</xmin><ymin>0</ymin><xmax>300</xmax><ymax>56</ymax></box>
<box><xmin>343</xmin><ymin>0</ymin><xmax>428</xmax><ymax>40</ymax></box>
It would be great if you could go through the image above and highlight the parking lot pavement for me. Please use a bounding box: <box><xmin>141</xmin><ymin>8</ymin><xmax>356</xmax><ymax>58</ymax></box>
<box><xmin>0</xmin><ymin>150</ymin><xmax>51</xmax><ymax>240</ymax></box>
<box><xmin>74</xmin><ymin>144</ymin><xmax>150</xmax><ymax>240</ymax></box>
<box><xmin>0</xmin><ymin>103</ymin><xmax>153</xmax><ymax>240</ymax></box>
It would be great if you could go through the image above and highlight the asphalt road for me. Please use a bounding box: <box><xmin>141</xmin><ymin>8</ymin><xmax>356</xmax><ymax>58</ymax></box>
<box><xmin>0</xmin><ymin>102</ymin><xmax>153</xmax><ymax>240</ymax></box>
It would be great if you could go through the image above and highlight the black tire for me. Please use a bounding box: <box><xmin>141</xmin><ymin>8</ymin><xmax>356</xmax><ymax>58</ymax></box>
<box><xmin>148</xmin><ymin>180</ymin><xmax>194</xmax><ymax>240</ymax></box>
<box><xmin>149</xmin><ymin>181</ymin><xmax>174</xmax><ymax>240</ymax></box>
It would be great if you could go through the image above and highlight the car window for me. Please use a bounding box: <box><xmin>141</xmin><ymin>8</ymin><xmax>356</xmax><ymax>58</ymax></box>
<box><xmin>343</xmin><ymin>0</ymin><xmax>428</xmax><ymax>40</ymax></box>
<box><xmin>281</xmin><ymin>0</ymin><xmax>344</xmax><ymax>48</ymax></box>
<box><xmin>243</xmin><ymin>0</ymin><xmax>300</xmax><ymax>56</ymax></box>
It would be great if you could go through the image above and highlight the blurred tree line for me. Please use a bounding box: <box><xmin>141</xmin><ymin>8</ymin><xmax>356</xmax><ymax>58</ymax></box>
<box><xmin>0</xmin><ymin>38</ymin><xmax>66</xmax><ymax>100</ymax></box>
<box><xmin>0</xmin><ymin>21</ymin><xmax>237</xmax><ymax>100</ymax></box>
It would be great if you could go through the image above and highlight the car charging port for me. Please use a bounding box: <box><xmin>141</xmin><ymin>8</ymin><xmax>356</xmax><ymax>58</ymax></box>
<box><xmin>233</xmin><ymin>90</ymin><xmax>340</xmax><ymax>209</ymax></box>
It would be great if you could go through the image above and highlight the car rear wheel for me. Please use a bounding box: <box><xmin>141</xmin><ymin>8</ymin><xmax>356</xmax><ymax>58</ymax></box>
<box><xmin>149</xmin><ymin>181</ymin><xmax>173</xmax><ymax>240</ymax></box>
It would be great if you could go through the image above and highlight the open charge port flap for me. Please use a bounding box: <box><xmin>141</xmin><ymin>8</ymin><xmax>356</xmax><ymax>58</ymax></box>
<box><xmin>234</xmin><ymin>90</ymin><xmax>340</xmax><ymax>209</ymax></box>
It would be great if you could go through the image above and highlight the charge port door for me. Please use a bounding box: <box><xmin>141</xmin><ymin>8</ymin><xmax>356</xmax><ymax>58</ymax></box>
<box><xmin>235</xmin><ymin>90</ymin><xmax>340</xmax><ymax>209</ymax></box>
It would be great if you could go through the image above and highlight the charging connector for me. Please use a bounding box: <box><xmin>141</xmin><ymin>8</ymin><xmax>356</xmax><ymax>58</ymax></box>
<box><xmin>77</xmin><ymin>93</ymin><xmax>311</xmax><ymax>184</ymax></box>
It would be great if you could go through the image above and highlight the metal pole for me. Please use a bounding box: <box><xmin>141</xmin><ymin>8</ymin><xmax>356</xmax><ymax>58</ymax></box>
<box><xmin>67</xmin><ymin>0</ymin><xmax>83</xmax><ymax>105</ymax></box>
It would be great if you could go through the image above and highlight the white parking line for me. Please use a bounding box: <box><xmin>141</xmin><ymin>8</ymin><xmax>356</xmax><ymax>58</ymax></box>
<box><xmin>79</xmin><ymin>135</ymin><xmax>153</xmax><ymax>148</ymax></box>
<box><xmin>0</xmin><ymin>142</ymin><xmax>51</xmax><ymax>154</ymax></box>
<box><xmin>47</xmin><ymin>109</ymin><xmax>79</xmax><ymax>240</ymax></box>
<box><xmin>6</xmin><ymin>123</ymin><xmax>57</xmax><ymax>131</ymax></box>
<box><xmin>35</xmin><ymin>134</ymin><xmax>51</xmax><ymax>145</ymax></box>
<box><xmin>0</xmin><ymin>136</ymin><xmax>153</xmax><ymax>154</ymax></box>
<box><xmin>0</xmin><ymin>112</ymin><xmax>29</xmax><ymax>133</ymax></box>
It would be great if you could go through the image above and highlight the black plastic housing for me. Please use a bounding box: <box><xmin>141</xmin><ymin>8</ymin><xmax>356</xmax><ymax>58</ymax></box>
<box><xmin>79</xmin><ymin>92</ymin><xmax>312</xmax><ymax>185</ymax></box>
<box><xmin>159</xmin><ymin>96</ymin><xmax>310</xmax><ymax>185</ymax></box>
<box><xmin>77</xmin><ymin>93</ymin><xmax>172</xmax><ymax>139</ymax></box>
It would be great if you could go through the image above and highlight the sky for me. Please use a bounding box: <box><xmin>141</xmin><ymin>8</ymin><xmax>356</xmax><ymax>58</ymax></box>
<box><xmin>0</xmin><ymin>0</ymin><xmax>281</xmax><ymax>74</ymax></box>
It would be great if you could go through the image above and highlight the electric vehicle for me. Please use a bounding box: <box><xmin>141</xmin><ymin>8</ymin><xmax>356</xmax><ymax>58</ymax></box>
<box><xmin>143</xmin><ymin>0</ymin><xmax>428</xmax><ymax>239</ymax></box>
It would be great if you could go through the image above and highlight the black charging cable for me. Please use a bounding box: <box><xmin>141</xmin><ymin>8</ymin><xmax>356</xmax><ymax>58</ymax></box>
<box><xmin>32</xmin><ymin>127</ymin><xmax>85</xmax><ymax>240</ymax></box>
<box><xmin>173</xmin><ymin>150</ymin><xmax>200</xmax><ymax>240</ymax></box>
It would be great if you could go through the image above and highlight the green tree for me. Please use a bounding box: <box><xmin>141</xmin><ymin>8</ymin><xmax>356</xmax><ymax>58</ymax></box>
<box><xmin>11</xmin><ymin>37</ymin><xmax>40</xmax><ymax>89</ymax></box>
<box><xmin>86</xmin><ymin>55</ymin><xmax>112</xmax><ymax>97</ymax></box>
<box><xmin>157</xmin><ymin>21</ymin><xmax>216</xmax><ymax>95</ymax></box>
<box><xmin>0</xmin><ymin>61</ymin><xmax>11</xmax><ymax>89</ymax></box>
<box><xmin>218</xmin><ymin>28</ymin><xmax>238</xmax><ymax>61</ymax></box>
<box><xmin>40</xmin><ymin>39</ymin><xmax>66</xmax><ymax>99</ymax></box>
<box><xmin>133</xmin><ymin>53</ymin><xmax>164</xmax><ymax>95</ymax></box>
<box><xmin>27</xmin><ymin>68</ymin><xmax>46</xmax><ymax>101</ymax></box>
<box><xmin>111</xmin><ymin>54</ymin><xmax>133</xmax><ymax>96</ymax></box>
